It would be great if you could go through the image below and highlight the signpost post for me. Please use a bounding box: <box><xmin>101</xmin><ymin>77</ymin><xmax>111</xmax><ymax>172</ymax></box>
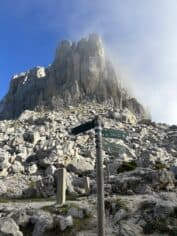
<box><xmin>71</xmin><ymin>116</ymin><xmax>105</xmax><ymax>236</ymax></box>
<box><xmin>71</xmin><ymin>118</ymin><xmax>128</xmax><ymax>236</ymax></box>
<box><xmin>94</xmin><ymin>116</ymin><xmax>105</xmax><ymax>236</ymax></box>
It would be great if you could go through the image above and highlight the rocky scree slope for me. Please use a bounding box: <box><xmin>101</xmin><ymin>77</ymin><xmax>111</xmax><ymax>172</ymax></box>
<box><xmin>0</xmin><ymin>34</ymin><xmax>146</xmax><ymax>120</ymax></box>
<box><xmin>0</xmin><ymin>104</ymin><xmax>177</xmax><ymax>235</ymax></box>
<box><xmin>0</xmin><ymin>34</ymin><xmax>176</xmax><ymax>235</ymax></box>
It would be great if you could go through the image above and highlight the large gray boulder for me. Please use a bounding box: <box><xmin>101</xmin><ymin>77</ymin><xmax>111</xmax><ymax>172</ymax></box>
<box><xmin>32</xmin><ymin>213</ymin><xmax>53</xmax><ymax>236</ymax></box>
<box><xmin>111</xmin><ymin>168</ymin><xmax>175</xmax><ymax>194</ymax></box>
<box><xmin>119</xmin><ymin>221</ymin><xmax>143</xmax><ymax>236</ymax></box>
<box><xmin>55</xmin><ymin>215</ymin><xmax>73</xmax><ymax>231</ymax></box>
<box><xmin>0</xmin><ymin>217</ymin><xmax>23</xmax><ymax>236</ymax></box>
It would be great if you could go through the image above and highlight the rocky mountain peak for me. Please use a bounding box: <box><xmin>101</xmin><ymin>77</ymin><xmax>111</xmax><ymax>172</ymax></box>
<box><xmin>0</xmin><ymin>33</ymin><xmax>146</xmax><ymax>120</ymax></box>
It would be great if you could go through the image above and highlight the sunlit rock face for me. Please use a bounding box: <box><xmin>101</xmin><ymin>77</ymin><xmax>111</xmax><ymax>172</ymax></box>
<box><xmin>49</xmin><ymin>33</ymin><xmax>121</xmax><ymax>104</ymax></box>
<box><xmin>0</xmin><ymin>66</ymin><xmax>48</xmax><ymax>119</ymax></box>
<box><xmin>0</xmin><ymin>33</ymin><xmax>146</xmax><ymax>119</ymax></box>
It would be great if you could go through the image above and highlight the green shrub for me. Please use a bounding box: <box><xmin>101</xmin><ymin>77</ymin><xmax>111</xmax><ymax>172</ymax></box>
<box><xmin>117</xmin><ymin>161</ymin><xmax>137</xmax><ymax>173</ymax></box>
<box><xmin>105</xmin><ymin>197</ymin><xmax>128</xmax><ymax>215</ymax></box>
<box><xmin>155</xmin><ymin>161</ymin><xmax>167</xmax><ymax>170</ymax></box>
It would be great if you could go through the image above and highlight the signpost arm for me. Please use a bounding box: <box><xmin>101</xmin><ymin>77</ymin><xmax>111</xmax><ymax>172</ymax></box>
<box><xmin>94</xmin><ymin>116</ymin><xmax>105</xmax><ymax>236</ymax></box>
<box><xmin>71</xmin><ymin>120</ymin><xmax>95</xmax><ymax>135</ymax></box>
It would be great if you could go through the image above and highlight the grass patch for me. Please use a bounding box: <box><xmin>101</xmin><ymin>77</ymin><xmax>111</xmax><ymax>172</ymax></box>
<box><xmin>143</xmin><ymin>220</ymin><xmax>177</xmax><ymax>235</ymax></box>
<box><xmin>117</xmin><ymin>161</ymin><xmax>137</xmax><ymax>173</ymax></box>
<box><xmin>73</xmin><ymin>217</ymin><xmax>95</xmax><ymax>232</ymax></box>
<box><xmin>105</xmin><ymin>197</ymin><xmax>128</xmax><ymax>215</ymax></box>
<box><xmin>169</xmin><ymin>206</ymin><xmax>177</xmax><ymax>218</ymax></box>
<box><xmin>66</xmin><ymin>194</ymin><xmax>80</xmax><ymax>201</ymax></box>
<box><xmin>140</xmin><ymin>201</ymin><xmax>156</xmax><ymax>211</ymax></box>
<box><xmin>41</xmin><ymin>203</ymin><xmax>78</xmax><ymax>215</ymax></box>
<box><xmin>47</xmin><ymin>217</ymin><xmax>94</xmax><ymax>236</ymax></box>
<box><xmin>143</xmin><ymin>223</ymin><xmax>155</xmax><ymax>234</ymax></box>
<box><xmin>173</xmin><ymin>207</ymin><xmax>177</xmax><ymax>218</ymax></box>
<box><xmin>142</xmin><ymin>203</ymin><xmax>177</xmax><ymax>235</ymax></box>
<box><xmin>0</xmin><ymin>197</ymin><xmax>53</xmax><ymax>203</ymax></box>
<box><xmin>155</xmin><ymin>161</ymin><xmax>167</xmax><ymax>170</ymax></box>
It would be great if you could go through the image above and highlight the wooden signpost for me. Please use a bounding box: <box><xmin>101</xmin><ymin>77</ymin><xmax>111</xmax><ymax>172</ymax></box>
<box><xmin>71</xmin><ymin>116</ymin><xmax>105</xmax><ymax>236</ymax></box>
<box><xmin>71</xmin><ymin>117</ymin><xmax>128</xmax><ymax>236</ymax></box>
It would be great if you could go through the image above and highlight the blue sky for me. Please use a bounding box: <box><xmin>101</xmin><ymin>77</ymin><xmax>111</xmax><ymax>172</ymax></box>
<box><xmin>0</xmin><ymin>0</ymin><xmax>177</xmax><ymax>124</ymax></box>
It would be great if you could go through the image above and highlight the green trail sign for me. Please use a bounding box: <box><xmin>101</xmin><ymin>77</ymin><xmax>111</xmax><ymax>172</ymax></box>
<box><xmin>102</xmin><ymin>128</ymin><xmax>128</xmax><ymax>139</ymax></box>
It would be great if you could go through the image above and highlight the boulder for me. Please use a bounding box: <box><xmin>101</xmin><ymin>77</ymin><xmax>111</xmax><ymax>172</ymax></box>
<box><xmin>67</xmin><ymin>207</ymin><xmax>88</xmax><ymax>219</ymax></box>
<box><xmin>23</xmin><ymin>131</ymin><xmax>40</xmax><ymax>144</ymax></box>
<box><xmin>111</xmin><ymin>168</ymin><xmax>175</xmax><ymax>194</ymax></box>
<box><xmin>121</xmin><ymin>108</ymin><xmax>137</xmax><ymax>124</ymax></box>
<box><xmin>10</xmin><ymin>161</ymin><xmax>24</xmax><ymax>174</ymax></box>
<box><xmin>67</xmin><ymin>156</ymin><xmax>94</xmax><ymax>174</ymax></box>
<box><xmin>11</xmin><ymin>210</ymin><xmax>30</xmax><ymax>228</ymax></box>
<box><xmin>0</xmin><ymin>217</ymin><xmax>23</xmax><ymax>236</ymax></box>
<box><xmin>35</xmin><ymin>176</ymin><xmax>55</xmax><ymax>198</ymax></box>
<box><xmin>0</xmin><ymin>150</ymin><xmax>10</xmax><ymax>171</ymax></box>
<box><xmin>45</xmin><ymin>165</ymin><xmax>56</xmax><ymax>176</ymax></box>
<box><xmin>119</xmin><ymin>221</ymin><xmax>143</xmax><ymax>236</ymax></box>
<box><xmin>32</xmin><ymin>214</ymin><xmax>53</xmax><ymax>236</ymax></box>
<box><xmin>113</xmin><ymin>209</ymin><xmax>127</xmax><ymax>224</ymax></box>
<box><xmin>25</xmin><ymin>163</ymin><xmax>38</xmax><ymax>175</ymax></box>
<box><xmin>55</xmin><ymin>215</ymin><xmax>73</xmax><ymax>231</ymax></box>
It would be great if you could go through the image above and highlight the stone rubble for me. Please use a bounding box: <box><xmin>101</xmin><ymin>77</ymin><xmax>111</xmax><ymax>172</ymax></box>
<box><xmin>0</xmin><ymin>102</ymin><xmax>176</xmax><ymax>235</ymax></box>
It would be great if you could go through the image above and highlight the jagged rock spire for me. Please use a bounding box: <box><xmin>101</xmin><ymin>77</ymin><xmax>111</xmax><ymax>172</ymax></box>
<box><xmin>0</xmin><ymin>34</ymin><xmax>146</xmax><ymax>119</ymax></box>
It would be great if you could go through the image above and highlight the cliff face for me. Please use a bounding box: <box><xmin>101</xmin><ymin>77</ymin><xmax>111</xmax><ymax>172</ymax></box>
<box><xmin>0</xmin><ymin>33</ymin><xmax>146</xmax><ymax>119</ymax></box>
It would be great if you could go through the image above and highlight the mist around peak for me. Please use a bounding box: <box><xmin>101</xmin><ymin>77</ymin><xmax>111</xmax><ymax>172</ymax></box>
<box><xmin>0</xmin><ymin>34</ymin><xmax>147</xmax><ymax>120</ymax></box>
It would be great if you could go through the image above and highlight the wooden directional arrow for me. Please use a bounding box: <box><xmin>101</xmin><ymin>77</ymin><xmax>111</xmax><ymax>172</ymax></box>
<box><xmin>71</xmin><ymin>120</ymin><xmax>95</xmax><ymax>135</ymax></box>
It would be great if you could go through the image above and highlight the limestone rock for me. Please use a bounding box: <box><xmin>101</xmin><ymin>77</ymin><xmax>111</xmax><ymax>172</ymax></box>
<box><xmin>10</xmin><ymin>161</ymin><xmax>24</xmax><ymax>174</ymax></box>
<box><xmin>0</xmin><ymin>176</ymin><xmax>32</xmax><ymax>199</ymax></box>
<box><xmin>0</xmin><ymin>149</ymin><xmax>11</xmax><ymax>171</ymax></box>
<box><xmin>67</xmin><ymin>156</ymin><xmax>94</xmax><ymax>174</ymax></box>
<box><xmin>32</xmin><ymin>213</ymin><xmax>53</xmax><ymax>236</ymax></box>
<box><xmin>0</xmin><ymin>181</ymin><xmax>7</xmax><ymax>196</ymax></box>
<box><xmin>113</xmin><ymin>209</ymin><xmax>127</xmax><ymax>223</ymax></box>
<box><xmin>111</xmin><ymin>168</ymin><xmax>175</xmax><ymax>194</ymax></box>
<box><xmin>11</xmin><ymin>210</ymin><xmax>30</xmax><ymax>228</ymax></box>
<box><xmin>25</xmin><ymin>163</ymin><xmax>38</xmax><ymax>175</ymax></box>
<box><xmin>35</xmin><ymin>176</ymin><xmax>55</xmax><ymax>198</ymax></box>
<box><xmin>55</xmin><ymin>215</ymin><xmax>73</xmax><ymax>231</ymax></box>
<box><xmin>67</xmin><ymin>207</ymin><xmax>87</xmax><ymax>219</ymax></box>
<box><xmin>119</xmin><ymin>221</ymin><xmax>143</xmax><ymax>236</ymax></box>
<box><xmin>23</xmin><ymin>131</ymin><xmax>40</xmax><ymax>144</ymax></box>
<box><xmin>121</xmin><ymin>108</ymin><xmax>137</xmax><ymax>124</ymax></box>
<box><xmin>0</xmin><ymin>217</ymin><xmax>23</xmax><ymax>236</ymax></box>
<box><xmin>0</xmin><ymin>98</ymin><xmax>176</xmax><ymax>235</ymax></box>
<box><xmin>45</xmin><ymin>165</ymin><xmax>56</xmax><ymax>176</ymax></box>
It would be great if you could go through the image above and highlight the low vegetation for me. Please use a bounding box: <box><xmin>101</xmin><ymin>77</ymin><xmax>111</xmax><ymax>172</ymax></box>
<box><xmin>117</xmin><ymin>161</ymin><xmax>137</xmax><ymax>173</ymax></box>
